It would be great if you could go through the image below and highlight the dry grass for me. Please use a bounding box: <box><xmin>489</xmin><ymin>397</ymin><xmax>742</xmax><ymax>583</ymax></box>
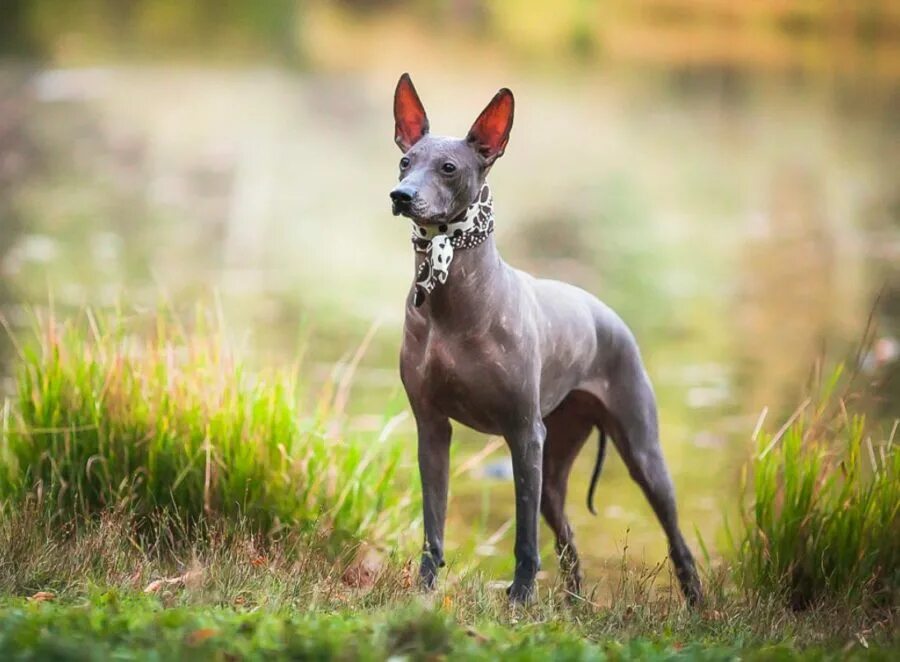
<box><xmin>0</xmin><ymin>308</ymin><xmax>897</xmax><ymax>658</ymax></box>
<box><xmin>0</xmin><ymin>503</ymin><xmax>895</xmax><ymax>657</ymax></box>
<box><xmin>0</xmin><ymin>307</ymin><xmax>415</xmax><ymax>548</ymax></box>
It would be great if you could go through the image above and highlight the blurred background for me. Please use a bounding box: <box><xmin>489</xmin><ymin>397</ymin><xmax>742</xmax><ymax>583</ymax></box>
<box><xmin>1</xmin><ymin>0</ymin><xmax>898</xmax><ymax>577</ymax></box>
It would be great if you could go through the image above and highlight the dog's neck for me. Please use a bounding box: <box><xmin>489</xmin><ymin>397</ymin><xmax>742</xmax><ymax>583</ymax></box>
<box><xmin>409</xmin><ymin>183</ymin><xmax>495</xmax><ymax>308</ymax></box>
<box><xmin>411</xmin><ymin>234</ymin><xmax>505</xmax><ymax>324</ymax></box>
<box><xmin>408</xmin><ymin>184</ymin><xmax>507</xmax><ymax>322</ymax></box>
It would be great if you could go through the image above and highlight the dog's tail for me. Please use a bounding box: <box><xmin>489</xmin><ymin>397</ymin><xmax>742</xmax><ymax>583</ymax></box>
<box><xmin>586</xmin><ymin>426</ymin><xmax>608</xmax><ymax>516</ymax></box>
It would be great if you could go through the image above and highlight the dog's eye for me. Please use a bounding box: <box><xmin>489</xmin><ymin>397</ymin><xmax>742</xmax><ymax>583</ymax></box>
<box><xmin>399</xmin><ymin>157</ymin><xmax>410</xmax><ymax>169</ymax></box>
<box><xmin>441</xmin><ymin>162</ymin><xmax>457</xmax><ymax>174</ymax></box>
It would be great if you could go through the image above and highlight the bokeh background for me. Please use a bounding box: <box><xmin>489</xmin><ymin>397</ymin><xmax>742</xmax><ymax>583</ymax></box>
<box><xmin>1</xmin><ymin>1</ymin><xmax>898</xmax><ymax>578</ymax></box>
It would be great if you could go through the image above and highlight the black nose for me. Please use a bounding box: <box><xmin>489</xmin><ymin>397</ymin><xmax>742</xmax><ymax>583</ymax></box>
<box><xmin>390</xmin><ymin>187</ymin><xmax>415</xmax><ymax>204</ymax></box>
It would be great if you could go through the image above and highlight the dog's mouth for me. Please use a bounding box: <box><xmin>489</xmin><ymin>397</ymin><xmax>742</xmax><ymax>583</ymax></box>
<box><xmin>392</xmin><ymin>201</ymin><xmax>446</xmax><ymax>226</ymax></box>
<box><xmin>391</xmin><ymin>200</ymin><xmax>410</xmax><ymax>218</ymax></box>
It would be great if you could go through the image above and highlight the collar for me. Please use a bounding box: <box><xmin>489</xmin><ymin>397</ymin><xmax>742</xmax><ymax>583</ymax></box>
<box><xmin>410</xmin><ymin>184</ymin><xmax>494</xmax><ymax>307</ymax></box>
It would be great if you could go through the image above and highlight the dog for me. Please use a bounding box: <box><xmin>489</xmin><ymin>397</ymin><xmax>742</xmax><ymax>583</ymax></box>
<box><xmin>390</xmin><ymin>73</ymin><xmax>702</xmax><ymax>605</ymax></box>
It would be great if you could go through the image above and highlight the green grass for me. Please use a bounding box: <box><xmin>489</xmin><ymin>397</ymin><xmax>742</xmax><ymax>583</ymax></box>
<box><xmin>733</xmin><ymin>365</ymin><xmax>900</xmax><ymax>609</ymax></box>
<box><xmin>0</xmin><ymin>506</ymin><xmax>895</xmax><ymax>661</ymax></box>
<box><xmin>1</xmin><ymin>308</ymin><xmax>898</xmax><ymax>659</ymax></box>
<box><xmin>3</xmin><ymin>597</ymin><xmax>895</xmax><ymax>662</ymax></box>
<box><xmin>0</xmin><ymin>307</ymin><xmax>415</xmax><ymax>547</ymax></box>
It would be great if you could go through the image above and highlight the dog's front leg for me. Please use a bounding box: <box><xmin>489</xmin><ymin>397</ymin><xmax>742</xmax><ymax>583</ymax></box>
<box><xmin>505</xmin><ymin>417</ymin><xmax>546</xmax><ymax>603</ymax></box>
<box><xmin>414</xmin><ymin>410</ymin><xmax>452</xmax><ymax>590</ymax></box>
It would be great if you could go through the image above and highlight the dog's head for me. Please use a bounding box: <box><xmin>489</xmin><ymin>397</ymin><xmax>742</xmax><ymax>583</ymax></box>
<box><xmin>390</xmin><ymin>73</ymin><xmax>514</xmax><ymax>225</ymax></box>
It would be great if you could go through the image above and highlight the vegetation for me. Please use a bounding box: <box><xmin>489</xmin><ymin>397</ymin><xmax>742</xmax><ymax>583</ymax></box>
<box><xmin>0</xmin><ymin>308</ymin><xmax>897</xmax><ymax>659</ymax></box>
<box><xmin>0</xmin><ymin>309</ymin><xmax>414</xmax><ymax>548</ymax></box>
<box><xmin>733</xmin><ymin>366</ymin><xmax>900</xmax><ymax>610</ymax></box>
<box><xmin>2</xmin><ymin>1</ymin><xmax>896</xmax><ymax>657</ymax></box>
<box><xmin>0</xmin><ymin>598</ymin><xmax>893</xmax><ymax>661</ymax></box>
<box><xmin>4</xmin><ymin>0</ymin><xmax>897</xmax><ymax>81</ymax></box>
<box><xmin>0</xmin><ymin>505</ymin><xmax>895</xmax><ymax>661</ymax></box>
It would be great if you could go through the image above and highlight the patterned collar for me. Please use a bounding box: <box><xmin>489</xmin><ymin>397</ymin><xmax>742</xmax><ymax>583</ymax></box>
<box><xmin>410</xmin><ymin>184</ymin><xmax>494</xmax><ymax>307</ymax></box>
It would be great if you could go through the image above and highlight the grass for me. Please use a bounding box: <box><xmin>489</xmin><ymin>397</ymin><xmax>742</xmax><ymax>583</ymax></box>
<box><xmin>0</xmin><ymin>505</ymin><xmax>895</xmax><ymax>660</ymax></box>
<box><xmin>0</xmin><ymin>307</ymin><xmax>898</xmax><ymax>659</ymax></box>
<box><xmin>1</xmin><ymin>600</ymin><xmax>893</xmax><ymax>662</ymax></box>
<box><xmin>0</xmin><ymin>307</ymin><xmax>416</xmax><ymax>548</ymax></box>
<box><xmin>733</xmin><ymin>364</ymin><xmax>900</xmax><ymax>610</ymax></box>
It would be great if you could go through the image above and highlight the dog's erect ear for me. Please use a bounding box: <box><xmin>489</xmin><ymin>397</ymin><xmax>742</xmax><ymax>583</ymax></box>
<box><xmin>394</xmin><ymin>73</ymin><xmax>429</xmax><ymax>152</ymax></box>
<box><xmin>466</xmin><ymin>88</ymin><xmax>514</xmax><ymax>165</ymax></box>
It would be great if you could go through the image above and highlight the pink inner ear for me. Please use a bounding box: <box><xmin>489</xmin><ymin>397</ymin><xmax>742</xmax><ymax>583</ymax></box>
<box><xmin>468</xmin><ymin>91</ymin><xmax>514</xmax><ymax>158</ymax></box>
<box><xmin>394</xmin><ymin>77</ymin><xmax>428</xmax><ymax>150</ymax></box>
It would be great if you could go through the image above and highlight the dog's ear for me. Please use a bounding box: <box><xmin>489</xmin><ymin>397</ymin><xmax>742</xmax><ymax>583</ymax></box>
<box><xmin>466</xmin><ymin>88</ymin><xmax>514</xmax><ymax>165</ymax></box>
<box><xmin>394</xmin><ymin>73</ymin><xmax>429</xmax><ymax>152</ymax></box>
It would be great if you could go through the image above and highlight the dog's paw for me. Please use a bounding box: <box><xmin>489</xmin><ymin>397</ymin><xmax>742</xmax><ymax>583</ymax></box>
<box><xmin>683</xmin><ymin>581</ymin><xmax>704</xmax><ymax>610</ymax></box>
<box><xmin>506</xmin><ymin>581</ymin><xmax>535</xmax><ymax>604</ymax></box>
<box><xmin>418</xmin><ymin>574</ymin><xmax>438</xmax><ymax>592</ymax></box>
<box><xmin>418</xmin><ymin>557</ymin><xmax>440</xmax><ymax>592</ymax></box>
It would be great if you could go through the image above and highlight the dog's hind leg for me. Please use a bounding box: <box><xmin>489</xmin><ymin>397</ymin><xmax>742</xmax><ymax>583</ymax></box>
<box><xmin>601</xmin><ymin>361</ymin><xmax>703</xmax><ymax>606</ymax></box>
<box><xmin>541</xmin><ymin>392</ymin><xmax>595</xmax><ymax>595</ymax></box>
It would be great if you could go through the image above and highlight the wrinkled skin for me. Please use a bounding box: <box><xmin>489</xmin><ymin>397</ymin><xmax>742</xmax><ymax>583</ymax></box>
<box><xmin>391</xmin><ymin>74</ymin><xmax>703</xmax><ymax>606</ymax></box>
<box><xmin>391</xmin><ymin>134</ymin><xmax>483</xmax><ymax>225</ymax></box>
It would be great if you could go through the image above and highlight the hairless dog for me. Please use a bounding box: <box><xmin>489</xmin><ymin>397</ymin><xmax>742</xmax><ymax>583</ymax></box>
<box><xmin>390</xmin><ymin>73</ymin><xmax>702</xmax><ymax>605</ymax></box>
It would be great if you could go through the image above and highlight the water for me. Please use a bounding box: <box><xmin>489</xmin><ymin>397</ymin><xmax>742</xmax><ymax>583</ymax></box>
<box><xmin>1</xmin><ymin>62</ymin><xmax>897</xmax><ymax>582</ymax></box>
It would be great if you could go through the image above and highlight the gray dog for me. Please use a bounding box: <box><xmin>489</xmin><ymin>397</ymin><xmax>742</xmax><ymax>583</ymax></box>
<box><xmin>390</xmin><ymin>73</ymin><xmax>702</xmax><ymax>605</ymax></box>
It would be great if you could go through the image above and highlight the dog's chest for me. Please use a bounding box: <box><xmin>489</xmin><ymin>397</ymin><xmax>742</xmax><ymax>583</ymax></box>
<box><xmin>419</xmin><ymin>340</ymin><xmax>475</xmax><ymax>406</ymax></box>
<box><xmin>405</xmin><ymin>328</ymin><xmax>525</xmax><ymax>435</ymax></box>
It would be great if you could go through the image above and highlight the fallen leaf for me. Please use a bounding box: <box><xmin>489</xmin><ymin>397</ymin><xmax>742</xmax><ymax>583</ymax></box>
<box><xmin>341</xmin><ymin>545</ymin><xmax>384</xmax><ymax>589</ymax></box>
<box><xmin>28</xmin><ymin>591</ymin><xmax>55</xmax><ymax>602</ymax></box>
<box><xmin>442</xmin><ymin>595</ymin><xmax>453</xmax><ymax>610</ymax></box>
<box><xmin>143</xmin><ymin>579</ymin><xmax>166</xmax><ymax>594</ymax></box>
<box><xmin>181</xmin><ymin>568</ymin><xmax>204</xmax><ymax>588</ymax></box>
<box><xmin>250</xmin><ymin>556</ymin><xmax>266</xmax><ymax>567</ymax></box>
<box><xmin>144</xmin><ymin>568</ymin><xmax>205</xmax><ymax>593</ymax></box>
<box><xmin>128</xmin><ymin>566</ymin><xmax>143</xmax><ymax>588</ymax></box>
<box><xmin>400</xmin><ymin>560</ymin><xmax>414</xmax><ymax>589</ymax></box>
<box><xmin>185</xmin><ymin>628</ymin><xmax>218</xmax><ymax>646</ymax></box>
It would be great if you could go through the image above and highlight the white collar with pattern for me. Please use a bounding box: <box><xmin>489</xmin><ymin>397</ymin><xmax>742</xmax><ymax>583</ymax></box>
<box><xmin>410</xmin><ymin>184</ymin><xmax>494</xmax><ymax>307</ymax></box>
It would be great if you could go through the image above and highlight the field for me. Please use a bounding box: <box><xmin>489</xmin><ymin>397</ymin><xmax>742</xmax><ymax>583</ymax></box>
<box><xmin>0</xmin><ymin>309</ymin><xmax>896</xmax><ymax>660</ymax></box>
<box><xmin>1</xmin><ymin>3</ymin><xmax>898</xmax><ymax>657</ymax></box>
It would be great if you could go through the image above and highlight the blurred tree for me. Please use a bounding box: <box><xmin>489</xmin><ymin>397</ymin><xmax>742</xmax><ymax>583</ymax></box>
<box><xmin>0</xmin><ymin>0</ymin><xmax>40</xmax><ymax>56</ymax></box>
<box><xmin>0</xmin><ymin>0</ymin><xmax>305</xmax><ymax>64</ymax></box>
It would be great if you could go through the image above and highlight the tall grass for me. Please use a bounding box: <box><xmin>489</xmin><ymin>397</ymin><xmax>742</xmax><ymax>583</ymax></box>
<box><xmin>0</xmin><ymin>307</ymin><xmax>415</xmax><ymax>547</ymax></box>
<box><xmin>734</xmin><ymin>365</ymin><xmax>900</xmax><ymax>609</ymax></box>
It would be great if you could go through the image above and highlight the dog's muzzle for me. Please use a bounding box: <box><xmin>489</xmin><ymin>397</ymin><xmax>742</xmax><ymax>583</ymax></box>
<box><xmin>390</xmin><ymin>187</ymin><xmax>415</xmax><ymax>217</ymax></box>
